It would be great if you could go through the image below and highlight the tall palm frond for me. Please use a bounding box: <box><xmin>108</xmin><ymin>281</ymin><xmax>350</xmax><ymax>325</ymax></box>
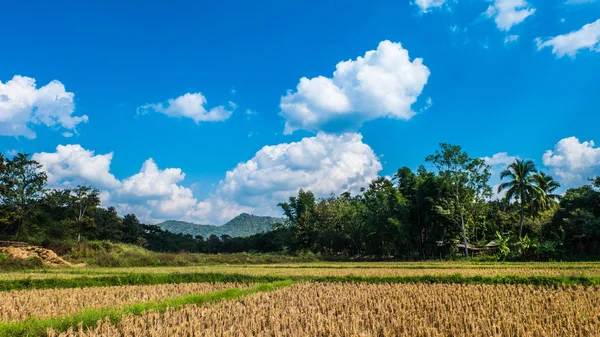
<box><xmin>532</xmin><ymin>172</ymin><xmax>561</xmax><ymax>212</ymax></box>
<box><xmin>498</xmin><ymin>159</ymin><xmax>541</xmax><ymax>237</ymax></box>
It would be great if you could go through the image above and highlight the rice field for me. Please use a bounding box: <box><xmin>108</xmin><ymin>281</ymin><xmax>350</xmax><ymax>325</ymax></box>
<box><xmin>2</xmin><ymin>261</ymin><xmax>600</xmax><ymax>337</ymax></box>
<box><xmin>50</xmin><ymin>282</ymin><xmax>600</xmax><ymax>337</ymax></box>
<box><xmin>4</xmin><ymin>261</ymin><xmax>600</xmax><ymax>280</ymax></box>
<box><xmin>0</xmin><ymin>282</ymin><xmax>249</xmax><ymax>321</ymax></box>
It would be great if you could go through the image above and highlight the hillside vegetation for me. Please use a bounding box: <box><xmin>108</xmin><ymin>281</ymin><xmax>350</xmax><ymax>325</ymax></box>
<box><xmin>157</xmin><ymin>213</ymin><xmax>283</xmax><ymax>238</ymax></box>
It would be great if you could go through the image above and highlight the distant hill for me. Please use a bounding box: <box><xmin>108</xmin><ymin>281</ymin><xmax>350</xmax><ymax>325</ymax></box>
<box><xmin>157</xmin><ymin>213</ymin><xmax>284</xmax><ymax>238</ymax></box>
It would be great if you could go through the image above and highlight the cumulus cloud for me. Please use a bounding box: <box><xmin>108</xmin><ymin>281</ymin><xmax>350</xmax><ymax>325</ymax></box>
<box><xmin>280</xmin><ymin>40</ymin><xmax>430</xmax><ymax>134</ymax></box>
<box><xmin>536</xmin><ymin>19</ymin><xmax>600</xmax><ymax>58</ymax></box>
<box><xmin>484</xmin><ymin>0</ymin><xmax>535</xmax><ymax>31</ymax></box>
<box><xmin>542</xmin><ymin>137</ymin><xmax>600</xmax><ymax>186</ymax></box>
<box><xmin>0</xmin><ymin>75</ymin><xmax>88</xmax><ymax>139</ymax></box>
<box><xmin>204</xmin><ymin>133</ymin><xmax>382</xmax><ymax>217</ymax></box>
<box><xmin>118</xmin><ymin>159</ymin><xmax>185</xmax><ymax>199</ymax></box>
<box><xmin>414</xmin><ymin>0</ymin><xmax>445</xmax><ymax>13</ymax></box>
<box><xmin>482</xmin><ymin>152</ymin><xmax>519</xmax><ymax>167</ymax></box>
<box><xmin>114</xmin><ymin>158</ymin><xmax>198</xmax><ymax>220</ymax></box>
<box><xmin>138</xmin><ymin>92</ymin><xmax>233</xmax><ymax>123</ymax></box>
<box><xmin>32</xmin><ymin>145</ymin><xmax>120</xmax><ymax>189</ymax></box>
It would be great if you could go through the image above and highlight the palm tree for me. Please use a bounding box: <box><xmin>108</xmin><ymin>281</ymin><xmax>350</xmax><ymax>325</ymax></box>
<box><xmin>532</xmin><ymin>172</ymin><xmax>561</xmax><ymax>213</ymax></box>
<box><xmin>498</xmin><ymin>159</ymin><xmax>541</xmax><ymax>238</ymax></box>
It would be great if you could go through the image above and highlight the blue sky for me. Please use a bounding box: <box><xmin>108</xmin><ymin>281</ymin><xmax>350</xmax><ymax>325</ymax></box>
<box><xmin>1</xmin><ymin>0</ymin><xmax>599</xmax><ymax>224</ymax></box>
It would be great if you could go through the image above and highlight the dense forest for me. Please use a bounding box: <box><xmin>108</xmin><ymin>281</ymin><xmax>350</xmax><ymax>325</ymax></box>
<box><xmin>1</xmin><ymin>143</ymin><xmax>599</xmax><ymax>260</ymax></box>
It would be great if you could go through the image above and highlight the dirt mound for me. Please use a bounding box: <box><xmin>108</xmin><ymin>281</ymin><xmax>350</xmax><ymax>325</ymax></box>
<box><xmin>0</xmin><ymin>246</ymin><xmax>73</xmax><ymax>266</ymax></box>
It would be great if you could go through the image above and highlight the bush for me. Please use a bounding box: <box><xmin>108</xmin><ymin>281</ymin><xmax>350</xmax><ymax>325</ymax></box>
<box><xmin>0</xmin><ymin>252</ymin><xmax>44</xmax><ymax>271</ymax></box>
<box><xmin>61</xmin><ymin>240</ymin><xmax>321</xmax><ymax>267</ymax></box>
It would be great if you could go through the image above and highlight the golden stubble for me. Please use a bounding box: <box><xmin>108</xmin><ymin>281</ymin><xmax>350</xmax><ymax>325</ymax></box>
<box><xmin>0</xmin><ymin>282</ymin><xmax>250</xmax><ymax>321</ymax></box>
<box><xmin>51</xmin><ymin>282</ymin><xmax>600</xmax><ymax>337</ymax></box>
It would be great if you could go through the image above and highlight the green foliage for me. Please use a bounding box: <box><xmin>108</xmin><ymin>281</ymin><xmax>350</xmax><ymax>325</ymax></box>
<box><xmin>425</xmin><ymin>143</ymin><xmax>492</xmax><ymax>256</ymax></box>
<box><xmin>61</xmin><ymin>241</ymin><xmax>319</xmax><ymax>267</ymax></box>
<box><xmin>0</xmin><ymin>252</ymin><xmax>44</xmax><ymax>271</ymax></box>
<box><xmin>545</xmin><ymin>185</ymin><xmax>600</xmax><ymax>256</ymax></box>
<box><xmin>495</xmin><ymin>232</ymin><xmax>511</xmax><ymax>260</ymax></box>
<box><xmin>0</xmin><ymin>271</ymin><xmax>288</xmax><ymax>292</ymax></box>
<box><xmin>498</xmin><ymin>159</ymin><xmax>542</xmax><ymax>238</ymax></box>
<box><xmin>0</xmin><ymin>153</ymin><xmax>47</xmax><ymax>239</ymax></box>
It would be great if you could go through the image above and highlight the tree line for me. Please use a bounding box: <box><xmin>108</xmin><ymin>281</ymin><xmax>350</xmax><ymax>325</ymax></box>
<box><xmin>276</xmin><ymin>144</ymin><xmax>600</xmax><ymax>259</ymax></box>
<box><xmin>0</xmin><ymin>153</ymin><xmax>273</xmax><ymax>253</ymax></box>
<box><xmin>1</xmin><ymin>144</ymin><xmax>600</xmax><ymax>260</ymax></box>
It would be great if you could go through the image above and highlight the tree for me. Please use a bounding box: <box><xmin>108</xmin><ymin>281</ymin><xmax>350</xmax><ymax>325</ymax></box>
<box><xmin>532</xmin><ymin>172</ymin><xmax>561</xmax><ymax>213</ymax></box>
<box><xmin>0</xmin><ymin>154</ymin><xmax>8</xmax><ymax>233</ymax></box>
<box><xmin>122</xmin><ymin>214</ymin><xmax>143</xmax><ymax>244</ymax></box>
<box><xmin>592</xmin><ymin>176</ymin><xmax>600</xmax><ymax>190</ymax></box>
<box><xmin>278</xmin><ymin>189</ymin><xmax>317</xmax><ymax>251</ymax></box>
<box><xmin>1</xmin><ymin>154</ymin><xmax>47</xmax><ymax>238</ymax></box>
<box><xmin>426</xmin><ymin>144</ymin><xmax>491</xmax><ymax>256</ymax></box>
<box><xmin>361</xmin><ymin>177</ymin><xmax>408</xmax><ymax>257</ymax></box>
<box><xmin>70</xmin><ymin>185</ymin><xmax>101</xmax><ymax>242</ymax></box>
<box><xmin>93</xmin><ymin>207</ymin><xmax>123</xmax><ymax>241</ymax></box>
<box><xmin>546</xmin><ymin>185</ymin><xmax>600</xmax><ymax>255</ymax></box>
<box><xmin>498</xmin><ymin>159</ymin><xmax>541</xmax><ymax>238</ymax></box>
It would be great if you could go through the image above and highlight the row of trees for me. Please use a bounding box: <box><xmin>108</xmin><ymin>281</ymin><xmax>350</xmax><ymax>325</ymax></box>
<box><xmin>2</xmin><ymin>145</ymin><xmax>600</xmax><ymax>260</ymax></box>
<box><xmin>0</xmin><ymin>153</ymin><xmax>271</xmax><ymax>253</ymax></box>
<box><xmin>277</xmin><ymin>144</ymin><xmax>600</xmax><ymax>259</ymax></box>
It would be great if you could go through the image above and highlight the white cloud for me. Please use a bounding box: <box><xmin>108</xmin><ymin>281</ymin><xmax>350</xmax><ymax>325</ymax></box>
<box><xmin>504</xmin><ymin>35</ymin><xmax>520</xmax><ymax>44</ymax></box>
<box><xmin>203</xmin><ymin>132</ymin><xmax>382</xmax><ymax>217</ymax></box>
<box><xmin>245</xmin><ymin>109</ymin><xmax>257</xmax><ymax>115</ymax></box>
<box><xmin>280</xmin><ymin>40</ymin><xmax>430</xmax><ymax>134</ymax></box>
<box><xmin>414</xmin><ymin>0</ymin><xmax>445</xmax><ymax>13</ymax></box>
<box><xmin>536</xmin><ymin>19</ymin><xmax>600</xmax><ymax>58</ymax></box>
<box><xmin>118</xmin><ymin>159</ymin><xmax>185</xmax><ymax>199</ymax></box>
<box><xmin>138</xmin><ymin>92</ymin><xmax>233</xmax><ymax>123</ymax></box>
<box><xmin>115</xmin><ymin>158</ymin><xmax>198</xmax><ymax>220</ymax></box>
<box><xmin>32</xmin><ymin>145</ymin><xmax>120</xmax><ymax>189</ymax></box>
<box><xmin>148</xmin><ymin>185</ymin><xmax>198</xmax><ymax>219</ymax></box>
<box><xmin>542</xmin><ymin>137</ymin><xmax>600</xmax><ymax>185</ymax></box>
<box><xmin>421</xmin><ymin>97</ymin><xmax>433</xmax><ymax>111</ymax></box>
<box><xmin>482</xmin><ymin>152</ymin><xmax>518</xmax><ymax>167</ymax></box>
<box><xmin>484</xmin><ymin>0</ymin><xmax>535</xmax><ymax>31</ymax></box>
<box><xmin>0</xmin><ymin>75</ymin><xmax>88</xmax><ymax>139</ymax></box>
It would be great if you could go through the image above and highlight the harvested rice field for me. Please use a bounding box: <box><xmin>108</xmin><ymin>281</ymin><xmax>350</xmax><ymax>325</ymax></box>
<box><xmin>51</xmin><ymin>282</ymin><xmax>600</xmax><ymax>337</ymax></box>
<box><xmin>2</xmin><ymin>261</ymin><xmax>600</xmax><ymax>337</ymax></box>
<box><xmin>0</xmin><ymin>282</ymin><xmax>250</xmax><ymax>321</ymax></box>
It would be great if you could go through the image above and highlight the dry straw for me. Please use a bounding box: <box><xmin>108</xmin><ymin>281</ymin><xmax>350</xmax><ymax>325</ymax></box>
<box><xmin>51</xmin><ymin>282</ymin><xmax>600</xmax><ymax>337</ymax></box>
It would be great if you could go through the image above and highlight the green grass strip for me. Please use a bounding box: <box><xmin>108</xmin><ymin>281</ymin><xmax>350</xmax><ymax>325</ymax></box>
<box><xmin>0</xmin><ymin>280</ymin><xmax>293</xmax><ymax>337</ymax></box>
<box><xmin>304</xmin><ymin>274</ymin><xmax>600</xmax><ymax>286</ymax></box>
<box><xmin>2</xmin><ymin>271</ymin><xmax>599</xmax><ymax>293</ymax></box>
<box><xmin>0</xmin><ymin>272</ymin><xmax>287</xmax><ymax>292</ymax></box>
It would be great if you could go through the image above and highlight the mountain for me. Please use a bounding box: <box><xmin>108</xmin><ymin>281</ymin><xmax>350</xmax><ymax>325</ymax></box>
<box><xmin>156</xmin><ymin>213</ymin><xmax>284</xmax><ymax>238</ymax></box>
